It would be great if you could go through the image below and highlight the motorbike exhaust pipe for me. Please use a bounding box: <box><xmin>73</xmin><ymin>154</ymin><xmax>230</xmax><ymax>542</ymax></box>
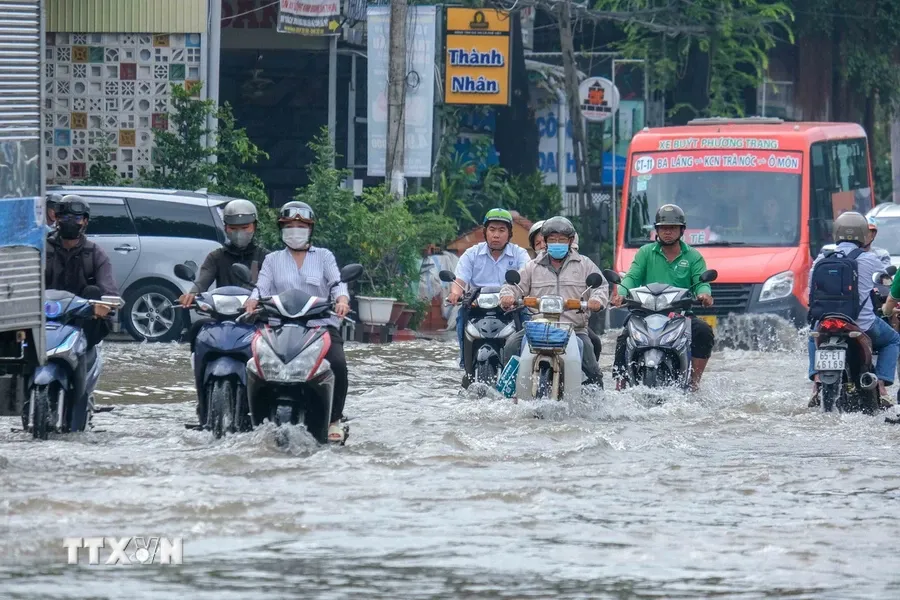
<box><xmin>860</xmin><ymin>372</ymin><xmax>878</xmax><ymax>390</ymax></box>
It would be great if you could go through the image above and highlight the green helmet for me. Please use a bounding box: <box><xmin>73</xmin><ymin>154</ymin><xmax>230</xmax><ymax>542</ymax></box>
<box><xmin>655</xmin><ymin>204</ymin><xmax>687</xmax><ymax>227</ymax></box>
<box><xmin>483</xmin><ymin>208</ymin><xmax>513</xmax><ymax>229</ymax></box>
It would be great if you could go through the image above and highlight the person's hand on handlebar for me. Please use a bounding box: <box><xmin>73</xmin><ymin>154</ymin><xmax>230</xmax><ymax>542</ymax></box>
<box><xmin>500</xmin><ymin>295</ymin><xmax>516</xmax><ymax>311</ymax></box>
<box><xmin>93</xmin><ymin>303</ymin><xmax>111</xmax><ymax>318</ymax></box>
<box><xmin>611</xmin><ymin>294</ymin><xmax>624</xmax><ymax>307</ymax></box>
<box><xmin>244</xmin><ymin>298</ymin><xmax>259</xmax><ymax>313</ymax></box>
<box><xmin>178</xmin><ymin>292</ymin><xmax>195</xmax><ymax>308</ymax></box>
<box><xmin>587</xmin><ymin>298</ymin><xmax>604</xmax><ymax>312</ymax></box>
<box><xmin>334</xmin><ymin>297</ymin><xmax>351</xmax><ymax>318</ymax></box>
<box><xmin>697</xmin><ymin>293</ymin><xmax>714</xmax><ymax>307</ymax></box>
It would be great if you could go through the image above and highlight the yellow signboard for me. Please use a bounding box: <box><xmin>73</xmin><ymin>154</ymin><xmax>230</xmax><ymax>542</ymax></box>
<box><xmin>444</xmin><ymin>8</ymin><xmax>511</xmax><ymax>105</ymax></box>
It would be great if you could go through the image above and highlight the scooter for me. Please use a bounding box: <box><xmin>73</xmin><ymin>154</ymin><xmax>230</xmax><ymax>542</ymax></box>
<box><xmin>499</xmin><ymin>271</ymin><xmax>605</xmax><ymax>401</ymax></box>
<box><xmin>232</xmin><ymin>262</ymin><xmax>363</xmax><ymax>444</ymax></box>
<box><xmin>173</xmin><ymin>263</ymin><xmax>256</xmax><ymax>438</ymax></box>
<box><xmin>810</xmin><ymin>311</ymin><xmax>882</xmax><ymax>414</ymax></box>
<box><xmin>603</xmin><ymin>269</ymin><xmax>718</xmax><ymax>389</ymax></box>
<box><xmin>439</xmin><ymin>269</ymin><xmax>520</xmax><ymax>392</ymax></box>
<box><xmin>24</xmin><ymin>286</ymin><xmax>124</xmax><ymax>439</ymax></box>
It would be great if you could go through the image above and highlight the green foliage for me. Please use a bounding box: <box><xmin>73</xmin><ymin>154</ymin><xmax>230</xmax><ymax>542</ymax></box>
<box><xmin>138</xmin><ymin>84</ymin><xmax>277</xmax><ymax>248</ymax></box>
<box><xmin>595</xmin><ymin>0</ymin><xmax>794</xmax><ymax>117</ymax></box>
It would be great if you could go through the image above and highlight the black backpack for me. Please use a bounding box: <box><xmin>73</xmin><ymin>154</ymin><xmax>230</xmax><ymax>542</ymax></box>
<box><xmin>807</xmin><ymin>247</ymin><xmax>866</xmax><ymax>324</ymax></box>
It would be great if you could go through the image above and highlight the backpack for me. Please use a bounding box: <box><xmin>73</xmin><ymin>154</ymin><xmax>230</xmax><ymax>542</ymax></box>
<box><xmin>807</xmin><ymin>247</ymin><xmax>866</xmax><ymax>324</ymax></box>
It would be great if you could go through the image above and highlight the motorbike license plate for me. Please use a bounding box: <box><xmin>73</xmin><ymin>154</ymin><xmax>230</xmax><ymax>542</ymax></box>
<box><xmin>815</xmin><ymin>349</ymin><xmax>846</xmax><ymax>371</ymax></box>
<box><xmin>699</xmin><ymin>315</ymin><xmax>717</xmax><ymax>329</ymax></box>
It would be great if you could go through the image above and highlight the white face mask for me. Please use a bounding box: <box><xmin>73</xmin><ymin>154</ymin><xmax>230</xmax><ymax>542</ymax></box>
<box><xmin>282</xmin><ymin>227</ymin><xmax>310</xmax><ymax>250</ymax></box>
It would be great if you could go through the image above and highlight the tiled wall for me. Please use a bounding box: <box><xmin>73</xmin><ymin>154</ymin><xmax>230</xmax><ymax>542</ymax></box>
<box><xmin>44</xmin><ymin>32</ymin><xmax>204</xmax><ymax>184</ymax></box>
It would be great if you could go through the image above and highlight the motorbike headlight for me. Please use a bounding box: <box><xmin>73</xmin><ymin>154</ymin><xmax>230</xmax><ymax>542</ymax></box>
<box><xmin>476</xmin><ymin>293</ymin><xmax>500</xmax><ymax>309</ymax></box>
<box><xmin>627</xmin><ymin>320</ymin><xmax>650</xmax><ymax>345</ymax></box>
<box><xmin>253</xmin><ymin>335</ymin><xmax>329</xmax><ymax>382</ymax></box>
<box><xmin>759</xmin><ymin>270</ymin><xmax>794</xmax><ymax>302</ymax></box>
<box><xmin>47</xmin><ymin>331</ymin><xmax>79</xmax><ymax>357</ymax></box>
<box><xmin>539</xmin><ymin>296</ymin><xmax>564</xmax><ymax>314</ymax></box>
<box><xmin>211</xmin><ymin>294</ymin><xmax>247</xmax><ymax>316</ymax></box>
<box><xmin>658</xmin><ymin>320</ymin><xmax>686</xmax><ymax>346</ymax></box>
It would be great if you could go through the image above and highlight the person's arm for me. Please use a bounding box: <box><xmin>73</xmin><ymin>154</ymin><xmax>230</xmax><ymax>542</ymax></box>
<box><xmin>449</xmin><ymin>248</ymin><xmax>474</xmax><ymax>302</ymax></box>
<box><xmin>884</xmin><ymin>275</ymin><xmax>900</xmax><ymax>316</ymax></box>
<box><xmin>93</xmin><ymin>248</ymin><xmax>118</xmax><ymax>296</ymax></box>
<box><xmin>500</xmin><ymin>262</ymin><xmax>533</xmax><ymax>307</ymax></box>
<box><xmin>189</xmin><ymin>252</ymin><xmax>218</xmax><ymax>294</ymax></box>
<box><xmin>617</xmin><ymin>245</ymin><xmax>647</xmax><ymax>296</ymax></box>
<box><xmin>324</xmin><ymin>251</ymin><xmax>350</xmax><ymax>303</ymax></box>
<box><xmin>248</xmin><ymin>254</ymin><xmax>274</xmax><ymax>301</ymax></box>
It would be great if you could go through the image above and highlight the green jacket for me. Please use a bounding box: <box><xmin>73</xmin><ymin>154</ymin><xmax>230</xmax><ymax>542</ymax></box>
<box><xmin>618</xmin><ymin>241</ymin><xmax>712</xmax><ymax>297</ymax></box>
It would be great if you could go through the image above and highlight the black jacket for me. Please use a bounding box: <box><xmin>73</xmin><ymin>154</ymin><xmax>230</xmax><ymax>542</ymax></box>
<box><xmin>45</xmin><ymin>233</ymin><xmax>118</xmax><ymax>297</ymax></box>
<box><xmin>190</xmin><ymin>243</ymin><xmax>269</xmax><ymax>293</ymax></box>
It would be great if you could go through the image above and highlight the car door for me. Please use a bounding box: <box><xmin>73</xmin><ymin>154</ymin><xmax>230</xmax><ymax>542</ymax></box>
<box><xmin>83</xmin><ymin>196</ymin><xmax>141</xmax><ymax>292</ymax></box>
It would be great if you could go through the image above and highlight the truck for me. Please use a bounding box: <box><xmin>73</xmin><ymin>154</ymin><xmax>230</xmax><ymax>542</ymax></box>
<box><xmin>0</xmin><ymin>0</ymin><xmax>46</xmax><ymax>417</ymax></box>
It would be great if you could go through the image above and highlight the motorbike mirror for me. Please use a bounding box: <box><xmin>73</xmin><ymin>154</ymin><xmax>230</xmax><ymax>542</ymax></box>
<box><xmin>82</xmin><ymin>285</ymin><xmax>102</xmax><ymax>300</ymax></box>
<box><xmin>602</xmin><ymin>269</ymin><xmax>621</xmax><ymax>284</ymax></box>
<box><xmin>174</xmin><ymin>263</ymin><xmax>196</xmax><ymax>282</ymax></box>
<box><xmin>439</xmin><ymin>270</ymin><xmax>456</xmax><ymax>283</ymax></box>
<box><xmin>231</xmin><ymin>263</ymin><xmax>252</xmax><ymax>286</ymax></box>
<box><xmin>586</xmin><ymin>273</ymin><xmax>604</xmax><ymax>288</ymax></box>
<box><xmin>340</xmin><ymin>263</ymin><xmax>364</xmax><ymax>283</ymax></box>
<box><xmin>101</xmin><ymin>295</ymin><xmax>125</xmax><ymax>308</ymax></box>
<box><xmin>505</xmin><ymin>270</ymin><xmax>521</xmax><ymax>285</ymax></box>
<box><xmin>699</xmin><ymin>269</ymin><xmax>718</xmax><ymax>283</ymax></box>
<box><xmin>888</xmin><ymin>265</ymin><xmax>898</xmax><ymax>277</ymax></box>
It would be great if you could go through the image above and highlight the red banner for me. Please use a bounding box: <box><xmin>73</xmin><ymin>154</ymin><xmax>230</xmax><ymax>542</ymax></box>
<box><xmin>631</xmin><ymin>150</ymin><xmax>802</xmax><ymax>176</ymax></box>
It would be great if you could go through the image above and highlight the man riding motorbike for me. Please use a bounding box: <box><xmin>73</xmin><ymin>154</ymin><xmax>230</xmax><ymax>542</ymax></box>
<box><xmin>864</xmin><ymin>216</ymin><xmax>891</xmax><ymax>268</ymax></box>
<box><xmin>611</xmin><ymin>204</ymin><xmax>715</xmax><ymax>391</ymax></box>
<box><xmin>500</xmin><ymin>216</ymin><xmax>608</xmax><ymax>387</ymax></box>
<box><xmin>808</xmin><ymin>211</ymin><xmax>900</xmax><ymax>408</ymax></box>
<box><xmin>178</xmin><ymin>199</ymin><xmax>269</xmax><ymax>351</ymax></box>
<box><xmin>243</xmin><ymin>201</ymin><xmax>352</xmax><ymax>443</ymax></box>
<box><xmin>448</xmin><ymin>208</ymin><xmax>530</xmax><ymax>368</ymax></box>
<box><xmin>45</xmin><ymin>195</ymin><xmax>118</xmax><ymax>350</ymax></box>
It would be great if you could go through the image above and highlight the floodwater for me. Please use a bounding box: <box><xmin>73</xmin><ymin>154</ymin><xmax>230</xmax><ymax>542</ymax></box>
<box><xmin>2</xmin><ymin>328</ymin><xmax>900</xmax><ymax>599</ymax></box>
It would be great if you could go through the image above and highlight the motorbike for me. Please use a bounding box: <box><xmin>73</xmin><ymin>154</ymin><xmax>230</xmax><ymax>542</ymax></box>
<box><xmin>872</xmin><ymin>265</ymin><xmax>897</xmax><ymax>325</ymax></box>
<box><xmin>232</xmin><ymin>262</ymin><xmax>363</xmax><ymax>444</ymax></box>
<box><xmin>173</xmin><ymin>263</ymin><xmax>257</xmax><ymax>438</ymax></box>
<box><xmin>23</xmin><ymin>286</ymin><xmax>124</xmax><ymax>439</ymax></box>
<box><xmin>439</xmin><ymin>269</ymin><xmax>520</xmax><ymax>392</ymax></box>
<box><xmin>499</xmin><ymin>270</ymin><xmax>605</xmax><ymax>402</ymax></box>
<box><xmin>603</xmin><ymin>269</ymin><xmax>718</xmax><ymax>390</ymax></box>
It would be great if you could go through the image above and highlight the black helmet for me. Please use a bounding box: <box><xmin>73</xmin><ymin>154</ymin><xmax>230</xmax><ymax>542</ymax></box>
<box><xmin>222</xmin><ymin>199</ymin><xmax>258</xmax><ymax>226</ymax></box>
<box><xmin>541</xmin><ymin>216</ymin><xmax>576</xmax><ymax>239</ymax></box>
<box><xmin>654</xmin><ymin>204</ymin><xmax>686</xmax><ymax>227</ymax></box>
<box><xmin>57</xmin><ymin>194</ymin><xmax>91</xmax><ymax>218</ymax></box>
<box><xmin>278</xmin><ymin>201</ymin><xmax>315</xmax><ymax>228</ymax></box>
<box><xmin>46</xmin><ymin>193</ymin><xmax>63</xmax><ymax>212</ymax></box>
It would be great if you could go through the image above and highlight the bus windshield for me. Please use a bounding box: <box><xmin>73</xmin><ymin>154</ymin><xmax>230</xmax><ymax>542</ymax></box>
<box><xmin>625</xmin><ymin>150</ymin><xmax>803</xmax><ymax>248</ymax></box>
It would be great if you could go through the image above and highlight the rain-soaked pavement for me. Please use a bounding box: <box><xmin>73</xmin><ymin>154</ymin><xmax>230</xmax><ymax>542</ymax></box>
<box><xmin>2</xmin><ymin>326</ymin><xmax>900</xmax><ymax>599</ymax></box>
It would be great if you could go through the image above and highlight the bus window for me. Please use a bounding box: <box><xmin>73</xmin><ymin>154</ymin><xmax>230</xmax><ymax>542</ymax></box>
<box><xmin>809</xmin><ymin>138</ymin><xmax>872</xmax><ymax>255</ymax></box>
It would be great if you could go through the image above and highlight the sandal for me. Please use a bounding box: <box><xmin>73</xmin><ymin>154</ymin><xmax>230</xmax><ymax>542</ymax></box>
<box><xmin>328</xmin><ymin>422</ymin><xmax>347</xmax><ymax>444</ymax></box>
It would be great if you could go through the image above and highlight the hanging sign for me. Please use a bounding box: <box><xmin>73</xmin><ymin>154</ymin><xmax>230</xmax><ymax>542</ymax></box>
<box><xmin>276</xmin><ymin>0</ymin><xmax>340</xmax><ymax>36</ymax></box>
<box><xmin>444</xmin><ymin>8</ymin><xmax>511</xmax><ymax>105</ymax></box>
<box><xmin>578</xmin><ymin>77</ymin><xmax>620</xmax><ymax>122</ymax></box>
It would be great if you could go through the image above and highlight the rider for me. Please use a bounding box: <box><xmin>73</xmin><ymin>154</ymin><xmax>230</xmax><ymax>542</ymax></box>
<box><xmin>243</xmin><ymin>201</ymin><xmax>352</xmax><ymax>443</ymax></box>
<box><xmin>499</xmin><ymin>216</ymin><xmax>608</xmax><ymax>387</ymax></box>
<box><xmin>528</xmin><ymin>220</ymin><xmax>546</xmax><ymax>255</ymax></box>
<box><xmin>45</xmin><ymin>195</ymin><xmax>118</xmax><ymax>350</ymax></box>
<box><xmin>178</xmin><ymin>199</ymin><xmax>269</xmax><ymax>351</ymax></box>
<box><xmin>808</xmin><ymin>211</ymin><xmax>900</xmax><ymax>408</ymax></box>
<box><xmin>863</xmin><ymin>216</ymin><xmax>891</xmax><ymax>268</ymax></box>
<box><xmin>611</xmin><ymin>204</ymin><xmax>715</xmax><ymax>391</ymax></box>
<box><xmin>448</xmin><ymin>208</ymin><xmax>530</xmax><ymax>368</ymax></box>
<box><xmin>45</xmin><ymin>194</ymin><xmax>62</xmax><ymax>234</ymax></box>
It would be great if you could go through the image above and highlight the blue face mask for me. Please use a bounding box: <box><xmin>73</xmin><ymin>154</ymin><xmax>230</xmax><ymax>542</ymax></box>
<box><xmin>547</xmin><ymin>243</ymin><xmax>569</xmax><ymax>260</ymax></box>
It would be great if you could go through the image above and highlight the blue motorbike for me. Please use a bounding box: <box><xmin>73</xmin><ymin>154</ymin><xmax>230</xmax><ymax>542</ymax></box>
<box><xmin>174</xmin><ymin>263</ymin><xmax>256</xmax><ymax>438</ymax></box>
<box><xmin>25</xmin><ymin>286</ymin><xmax>124</xmax><ymax>440</ymax></box>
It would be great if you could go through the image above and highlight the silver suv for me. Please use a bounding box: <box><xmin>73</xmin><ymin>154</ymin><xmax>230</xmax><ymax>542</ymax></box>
<box><xmin>47</xmin><ymin>185</ymin><xmax>237</xmax><ymax>342</ymax></box>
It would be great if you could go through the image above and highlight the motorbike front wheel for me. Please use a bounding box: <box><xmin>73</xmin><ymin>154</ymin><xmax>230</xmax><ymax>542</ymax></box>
<box><xmin>537</xmin><ymin>363</ymin><xmax>553</xmax><ymax>399</ymax></box>
<box><xmin>207</xmin><ymin>378</ymin><xmax>235</xmax><ymax>439</ymax></box>
<box><xmin>31</xmin><ymin>385</ymin><xmax>50</xmax><ymax>440</ymax></box>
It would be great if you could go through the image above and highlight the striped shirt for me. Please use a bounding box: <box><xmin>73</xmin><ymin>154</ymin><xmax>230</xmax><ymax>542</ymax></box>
<box><xmin>250</xmin><ymin>246</ymin><xmax>350</xmax><ymax>329</ymax></box>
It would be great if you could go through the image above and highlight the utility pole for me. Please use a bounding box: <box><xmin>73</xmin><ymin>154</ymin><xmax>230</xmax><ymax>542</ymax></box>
<box><xmin>557</xmin><ymin>1</ymin><xmax>591</xmax><ymax>213</ymax></box>
<box><xmin>386</xmin><ymin>0</ymin><xmax>408</xmax><ymax>197</ymax></box>
<box><xmin>892</xmin><ymin>111</ymin><xmax>900</xmax><ymax>203</ymax></box>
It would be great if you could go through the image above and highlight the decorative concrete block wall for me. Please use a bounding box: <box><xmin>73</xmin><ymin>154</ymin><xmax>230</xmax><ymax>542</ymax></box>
<box><xmin>44</xmin><ymin>32</ymin><xmax>203</xmax><ymax>184</ymax></box>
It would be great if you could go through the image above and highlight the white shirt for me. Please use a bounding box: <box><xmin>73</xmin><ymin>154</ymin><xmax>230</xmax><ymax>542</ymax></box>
<box><xmin>454</xmin><ymin>242</ymin><xmax>530</xmax><ymax>289</ymax></box>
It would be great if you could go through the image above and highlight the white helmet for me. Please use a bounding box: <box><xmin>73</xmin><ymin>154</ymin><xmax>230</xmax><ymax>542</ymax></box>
<box><xmin>528</xmin><ymin>220</ymin><xmax>545</xmax><ymax>249</ymax></box>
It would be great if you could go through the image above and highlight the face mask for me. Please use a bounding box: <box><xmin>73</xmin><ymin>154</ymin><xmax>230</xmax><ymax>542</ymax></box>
<box><xmin>58</xmin><ymin>220</ymin><xmax>83</xmax><ymax>240</ymax></box>
<box><xmin>227</xmin><ymin>230</ymin><xmax>253</xmax><ymax>249</ymax></box>
<box><xmin>282</xmin><ymin>227</ymin><xmax>310</xmax><ymax>250</ymax></box>
<box><xmin>547</xmin><ymin>243</ymin><xmax>569</xmax><ymax>260</ymax></box>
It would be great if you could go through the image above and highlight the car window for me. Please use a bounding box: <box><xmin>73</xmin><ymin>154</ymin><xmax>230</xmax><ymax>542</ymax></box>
<box><xmin>82</xmin><ymin>199</ymin><xmax>136</xmax><ymax>235</ymax></box>
<box><xmin>126</xmin><ymin>198</ymin><xmax>218</xmax><ymax>241</ymax></box>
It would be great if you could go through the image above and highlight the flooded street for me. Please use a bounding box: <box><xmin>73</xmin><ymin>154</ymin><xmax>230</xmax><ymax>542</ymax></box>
<box><xmin>3</xmin><ymin>331</ymin><xmax>900</xmax><ymax>599</ymax></box>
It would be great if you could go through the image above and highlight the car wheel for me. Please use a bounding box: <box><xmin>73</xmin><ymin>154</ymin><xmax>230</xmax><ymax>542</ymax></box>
<box><xmin>122</xmin><ymin>283</ymin><xmax>184</xmax><ymax>342</ymax></box>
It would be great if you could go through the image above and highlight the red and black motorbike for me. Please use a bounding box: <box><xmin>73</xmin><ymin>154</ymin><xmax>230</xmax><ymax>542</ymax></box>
<box><xmin>811</xmin><ymin>315</ymin><xmax>880</xmax><ymax>413</ymax></box>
